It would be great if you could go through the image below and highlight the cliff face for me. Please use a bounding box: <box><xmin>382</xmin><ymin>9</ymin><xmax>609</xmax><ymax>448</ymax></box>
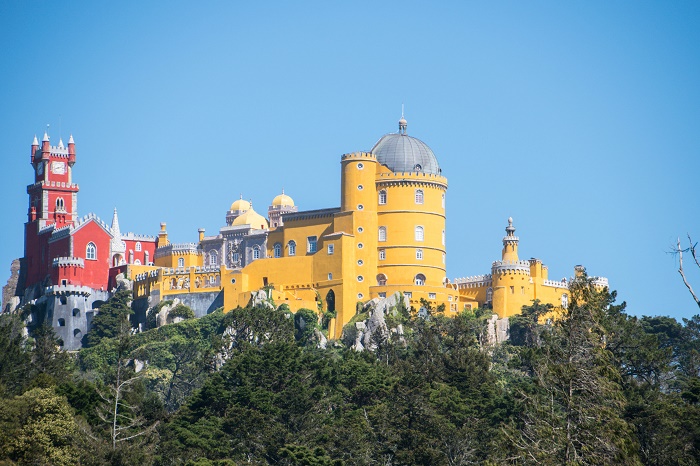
<box><xmin>2</xmin><ymin>259</ymin><xmax>21</xmax><ymax>313</ymax></box>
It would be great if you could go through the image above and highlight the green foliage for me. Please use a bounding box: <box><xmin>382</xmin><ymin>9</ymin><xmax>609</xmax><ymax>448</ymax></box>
<box><xmin>84</xmin><ymin>290</ymin><xmax>134</xmax><ymax>348</ymax></box>
<box><xmin>0</xmin><ymin>313</ymin><xmax>31</xmax><ymax>395</ymax></box>
<box><xmin>169</xmin><ymin>304</ymin><xmax>195</xmax><ymax>320</ymax></box>
<box><xmin>294</xmin><ymin>308</ymin><xmax>318</xmax><ymax>345</ymax></box>
<box><xmin>0</xmin><ymin>387</ymin><xmax>80</xmax><ymax>465</ymax></box>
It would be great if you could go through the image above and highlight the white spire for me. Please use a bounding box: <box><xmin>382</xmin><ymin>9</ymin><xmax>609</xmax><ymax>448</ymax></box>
<box><xmin>111</xmin><ymin>208</ymin><xmax>121</xmax><ymax>236</ymax></box>
<box><xmin>58</xmin><ymin>138</ymin><xmax>64</xmax><ymax>149</ymax></box>
<box><xmin>68</xmin><ymin>134</ymin><xmax>74</xmax><ymax>144</ymax></box>
<box><xmin>42</xmin><ymin>131</ymin><xmax>49</xmax><ymax>142</ymax></box>
<box><xmin>32</xmin><ymin>135</ymin><xmax>38</xmax><ymax>146</ymax></box>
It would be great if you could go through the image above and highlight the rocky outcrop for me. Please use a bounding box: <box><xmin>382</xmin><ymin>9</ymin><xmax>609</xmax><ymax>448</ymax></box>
<box><xmin>113</xmin><ymin>273</ymin><xmax>133</xmax><ymax>292</ymax></box>
<box><xmin>343</xmin><ymin>292</ymin><xmax>406</xmax><ymax>352</ymax></box>
<box><xmin>2</xmin><ymin>259</ymin><xmax>21</xmax><ymax>313</ymax></box>
<box><xmin>155</xmin><ymin>298</ymin><xmax>185</xmax><ymax>327</ymax></box>
<box><xmin>486</xmin><ymin>314</ymin><xmax>510</xmax><ymax>345</ymax></box>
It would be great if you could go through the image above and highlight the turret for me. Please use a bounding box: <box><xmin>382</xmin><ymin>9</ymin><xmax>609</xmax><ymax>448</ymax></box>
<box><xmin>68</xmin><ymin>134</ymin><xmax>75</xmax><ymax>166</ymax></box>
<box><xmin>41</xmin><ymin>131</ymin><xmax>50</xmax><ymax>160</ymax></box>
<box><xmin>158</xmin><ymin>222</ymin><xmax>169</xmax><ymax>246</ymax></box>
<box><xmin>31</xmin><ymin>135</ymin><xmax>39</xmax><ymax>162</ymax></box>
<box><xmin>198</xmin><ymin>228</ymin><xmax>205</xmax><ymax>242</ymax></box>
<box><xmin>501</xmin><ymin>217</ymin><xmax>519</xmax><ymax>262</ymax></box>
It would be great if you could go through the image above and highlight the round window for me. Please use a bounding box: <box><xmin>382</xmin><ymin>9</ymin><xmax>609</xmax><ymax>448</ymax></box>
<box><xmin>357</xmin><ymin>185</ymin><xmax>363</xmax><ymax>190</ymax></box>
<box><xmin>357</xmin><ymin>227</ymin><xmax>364</xmax><ymax>233</ymax></box>
<box><xmin>357</xmin><ymin>204</ymin><xmax>364</xmax><ymax>210</ymax></box>
<box><xmin>231</xmin><ymin>278</ymin><xmax>236</xmax><ymax>284</ymax></box>
<box><xmin>357</xmin><ymin>293</ymin><xmax>364</xmax><ymax>299</ymax></box>
<box><xmin>357</xmin><ymin>276</ymin><xmax>364</xmax><ymax>282</ymax></box>
<box><xmin>357</xmin><ymin>163</ymin><xmax>364</xmax><ymax>170</ymax></box>
<box><xmin>357</xmin><ymin>259</ymin><xmax>364</xmax><ymax>266</ymax></box>
<box><xmin>358</xmin><ymin>243</ymin><xmax>364</xmax><ymax>249</ymax></box>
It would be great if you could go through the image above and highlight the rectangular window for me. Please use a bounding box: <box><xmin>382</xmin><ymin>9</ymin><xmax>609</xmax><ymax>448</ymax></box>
<box><xmin>327</xmin><ymin>244</ymin><xmax>334</xmax><ymax>255</ymax></box>
<box><xmin>416</xmin><ymin>249</ymin><xmax>423</xmax><ymax>260</ymax></box>
<box><xmin>428</xmin><ymin>293</ymin><xmax>436</xmax><ymax>299</ymax></box>
<box><xmin>448</xmin><ymin>296</ymin><xmax>453</xmax><ymax>301</ymax></box>
<box><xmin>379</xmin><ymin>249</ymin><xmax>386</xmax><ymax>260</ymax></box>
<box><xmin>328</xmin><ymin>273</ymin><xmax>333</xmax><ymax>280</ymax></box>
<box><xmin>307</xmin><ymin>236</ymin><xmax>317</xmax><ymax>253</ymax></box>
<box><xmin>510</xmin><ymin>286</ymin><xmax>514</xmax><ymax>294</ymax></box>
<box><xmin>521</xmin><ymin>286</ymin><xmax>525</xmax><ymax>294</ymax></box>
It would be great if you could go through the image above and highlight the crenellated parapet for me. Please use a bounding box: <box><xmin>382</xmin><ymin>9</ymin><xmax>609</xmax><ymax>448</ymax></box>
<box><xmin>591</xmin><ymin>276</ymin><xmax>609</xmax><ymax>288</ymax></box>
<box><xmin>454</xmin><ymin>274</ymin><xmax>493</xmax><ymax>288</ymax></box>
<box><xmin>341</xmin><ymin>151</ymin><xmax>377</xmax><ymax>161</ymax></box>
<box><xmin>45</xmin><ymin>284</ymin><xmax>92</xmax><ymax>297</ymax></box>
<box><xmin>52</xmin><ymin>257</ymin><xmax>85</xmax><ymax>268</ymax></box>
<box><xmin>542</xmin><ymin>279</ymin><xmax>568</xmax><ymax>288</ymax></box>
<box><xmin>492</xmin><ymin>259</ymin><xmax>531</xmax><ymax>275</ymax></box>
<box><xmin>154</xmin><ymin>243</ymin><xmax>201</xmax><ymax>259</ymax></box>
<box><xmin>376</xmin><ymin>170</ymin><xmax>448</xmax><ymax>189</ymax></box>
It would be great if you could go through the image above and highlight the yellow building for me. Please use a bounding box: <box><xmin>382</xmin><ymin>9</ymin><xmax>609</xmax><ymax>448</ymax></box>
<box><xmin>454</xmin><ymin>217</ymin><xmax>608</xmax><ymax>318</ymax></box>
<box><xmin>133</xmin><ymin>115</ymin><xmax>607</xmax><ymax>337</ymax></box>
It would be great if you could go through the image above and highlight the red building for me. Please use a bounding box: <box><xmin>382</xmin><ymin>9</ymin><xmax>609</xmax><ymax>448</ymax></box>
<box><xmin>19</xmin><ymin>132</ymin><xmax>156</xmax><ymax>349</ymax></box>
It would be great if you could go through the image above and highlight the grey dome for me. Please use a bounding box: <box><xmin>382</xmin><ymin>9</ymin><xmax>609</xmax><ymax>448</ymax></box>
<box><xmin>371</xmin><ymin>133</ymin><xmax>441</xmax><ymax>175</ymax></box>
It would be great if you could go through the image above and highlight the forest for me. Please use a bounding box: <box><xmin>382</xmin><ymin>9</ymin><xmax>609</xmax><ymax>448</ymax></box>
<box><xmin>0</xmin><ymin>276</ymin><xmax>699</xmax><ymax>465</ymax></box>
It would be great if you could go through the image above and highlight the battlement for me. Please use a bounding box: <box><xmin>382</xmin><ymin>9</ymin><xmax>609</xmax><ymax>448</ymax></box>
<box><xmin>52</xmin><ymin>257</ymin><xmax>85</xmax><ymax>268</ymax></box>
<box><xmin>492</xmin><ymin>260</ymin><xmax>531</xmax><ymax>274</ymax></box>
<box><xmin>591</xmin><ymin>277</ymin><xmax>609</xmax><ymax>288</ymax></box>
<box><xmin>542</xmin><ymin>279</ymin><xmax>568</xmax><ymax>288</ymax></box>
<box><xmin>154</xmin><ymin>243</ymin><xmax>201</xmax><ymax>258</ymax></box>
<box><xmin>454</xmin><ymin>274</ymin><xmax>493</xmax><ymax>288</ymax></box>
<box><xmin>49</xmin><ymin>224</ymin><xmax>73</xmax><ymax>242</ymax></box>
<box><xmin>341</xmin><ymin>151</ymin><xmax>376</xmax><ymax>161</ymax></box>
<box><xmin>122</xmin><ymin>232</ymin><xmax>157</xmax><ymax>241</ymax></box>
<box><xmin>45</xmin><ymin>284</ymin><xmax>93</xmax><ymax>296</ymax></box>
<box><xmin>376</xmin><ymin>170</ymin><xmax>448</xmax><ymax>187</ymax></box>
<box><xmin>134</xmin><ymin>269</ymin><xmax>161</xmax><ymax>282</ymax></box>
<box><xmin>162</xmin><ymin>266</ymin><xmax>220</xmax><ymax>276</ymax></box>
<box><xmin>27</xmin><ymin>180</ymin><xmax>79</xmax><ymax>191</ymax></box>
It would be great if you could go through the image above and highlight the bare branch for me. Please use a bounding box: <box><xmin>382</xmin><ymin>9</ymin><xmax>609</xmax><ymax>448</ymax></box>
<box><xmin>678</xmin><ymin>237</ymin><xmax>700</xmax><ymax>309</ymax></box>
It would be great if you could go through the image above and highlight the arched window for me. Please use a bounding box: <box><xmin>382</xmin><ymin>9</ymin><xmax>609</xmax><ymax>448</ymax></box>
<box><xmin>378</xmin><ymin>226</ymin><xmax>386</xmax><ymax>242</ymax></box>
<box><xmin>86</xmin><ymin>242</ymin><xmax>96</xmax><ymax>260</ymax></box>
<box><xmin>55</xmin><ymin>197</ymin><xmax>65</xmax><ymax>211</ymax></box>
<box><xmin>253</xmin><ymin>246</ymin><xmax>260</xmax><ymax>260</ymax></box>
<box><xmin>486</xmin><ymin>287</ymin><xmax>493</xmax><ymax>302</ymax></box>
<box><xmin>178</xmin><ymin>257</ymin><xmax>184</xmax><ymax>268</ymax></box>
<box><xmin>414</xmin><ymin>274</ymin><xmax>426</xmax><ymax>286</ymax></box>
<box><xmin>288</xmin><ymin>240</ymin><xmax>296</xmax><ymax>256</ymax></box>
<box><xmin>378</xmin><ymin>190</ymin><xmax>387</xmax><ymax>205</ymax></box>
<box><xmin>416</xmin><ymin>249</ymin><xmax>423</xmax><ymax>260</ymax></box>
<box><xmin>210</xmin><ymin>250</ymin><xmax>218</xmax><ymax>266</ymax></box>
<box><xmin>377</xmin><ymin>274</ymin><xmax>387</xmax><ymax>286</ymax></box>
<box><xmin>135</xmin><ymin>242</ymin><xmax>142</xmax><ymax>251</ymax></box>
<box><xmin>415</xmin><ymin>189</ymin><xmax>424</xmax><ymax>205</ymax></box>
<box><xmin>134</xmin><ymin>259</ymin><xmax>141</xmax><ymax>265</ymax></box>
<box><xmin>379</xmin><ymin>249</ymin><xmax>386</xmax><ymax>261</ymax></box>
<box><xmin>274</xmin><ymin>243</ymin><xmax>282</xmax><ymax>258</ymax></box>
<box><xmin>415</xmin><ymin>226</ymin><xmax>424</xmax><ymax>242</ymax></box>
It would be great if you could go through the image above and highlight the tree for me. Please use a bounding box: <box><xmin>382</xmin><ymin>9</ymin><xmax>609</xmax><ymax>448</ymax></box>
<box><xmin>29</xmin><ymin>323</ymin><xmax>73</xmax><ymax>386</ymax></box>
<box><xmin>0</xmin><ymin>313</ymin><xmax>30</xmax><ymax>395</ymax></box>
<box><xmin>672</xmin><ymin>235</ymin><xmax>700</xmax><ymax>309</ymax></box>
<box><xmin>84</xmin><ymin>290</ymin><xmax>134</xmax><ymax>348</ymax></box>
<box><xmin>0</xmin><ymin>387</ymin><xmax>80</xmax><ymax>465</ymax></box>
<box><xmin>502</xmin><ymin>276</ymin><xmax>641</xmax><ymax>465</ymax></box>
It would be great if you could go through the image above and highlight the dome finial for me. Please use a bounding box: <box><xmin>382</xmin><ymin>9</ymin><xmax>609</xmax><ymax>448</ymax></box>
<box><xmin>398</xmin><ymin>104</ymin><xmax>407</xmax><ymax>134</ymax></box>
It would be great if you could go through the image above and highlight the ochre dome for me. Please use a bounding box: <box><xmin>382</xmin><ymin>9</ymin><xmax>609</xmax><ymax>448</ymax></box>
<box><xmin>232</xmin><ymin>208</ymin><xmax>269</xmax><ymax>229</ymax></box>
<box><xmin>371</xmin><ymin>133</ymin><xmax>440</xmax><ymax>175</ymax></box>
<box><xmin>230</xmin><ymin>198</ymin><xmax>251</xmax><ymax>212</ymax></box>
<box><xmin>271</xmin><ymin>192</ymin><xmax>295</xmax><ymax>208</ymax></box>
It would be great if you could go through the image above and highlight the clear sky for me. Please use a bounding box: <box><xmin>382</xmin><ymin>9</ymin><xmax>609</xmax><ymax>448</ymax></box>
<box><xmin>1</xmin><ymin>1</ymin><xmax>699</xmax><ymax>320</ymax></box>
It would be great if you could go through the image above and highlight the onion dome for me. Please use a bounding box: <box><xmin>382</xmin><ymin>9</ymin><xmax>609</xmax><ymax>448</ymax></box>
<box><xmin>232</xmin><ymin>207</ymin><xmax>269</xmax><ymax>230</ymax></box>
<box><xmin>371</xmin><ymin>116</ymin><xmax>441</xmax><ymax>175</ymax></box>
<box><xmin>271</xmin><ymin>190</ymin><xmax>295</xmax><ymax>208</ymax></box>
<box><xmin>230</xmin><ymin>196</ymin><xmax>251</xmax><ymax>212</ymax></box>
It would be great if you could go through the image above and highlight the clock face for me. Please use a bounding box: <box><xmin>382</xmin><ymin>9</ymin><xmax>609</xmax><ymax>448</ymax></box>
<box><xmin>37</xmin><ymin>162</ymin><xmax>44</xmax><ymax>175</ymax></box>
<box><xmin>51</xmin><ymin>161</ymin><xmax>66</xmax><ymax>175</ymax></box>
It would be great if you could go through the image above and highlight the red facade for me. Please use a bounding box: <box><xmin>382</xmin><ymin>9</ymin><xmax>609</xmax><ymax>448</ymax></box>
<box><xmin>22</xmin><ymin>133</ymin><xmax>156</xmax><ymax>294</ymax></box>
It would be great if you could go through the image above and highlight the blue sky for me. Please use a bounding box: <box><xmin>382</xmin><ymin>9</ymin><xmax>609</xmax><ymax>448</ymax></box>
<box><xmin>1</xmin><ymin>1</ymin><xmax>699</xmax><ymax>320</ymax></box>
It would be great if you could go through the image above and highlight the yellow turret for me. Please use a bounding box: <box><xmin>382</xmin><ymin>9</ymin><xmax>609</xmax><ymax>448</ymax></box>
<box><xmin>502</xmin><ymin>217</ymin><xmax>519</xmax><ymax>261</ymax></box>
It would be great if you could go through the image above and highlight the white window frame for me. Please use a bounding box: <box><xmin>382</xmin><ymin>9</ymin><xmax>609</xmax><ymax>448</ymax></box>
<box><xmin>327</xmin><ymin>243</ymin><xmax>334</xmax><ymax>255</ymax></box>
<box><xmin>210</xmin><ymin>250</ymin><xmax>218</xmax><ymax>266</ymax></box>
<box><xmin>178</xmin><ymin>257</ymin><xmax>184</xmax><ymax>268</ymax></box>
<box><xmin>253</xmin><ymin>246</ymin><xmax>260</xmax><ymax>260</ymax></box>
<box><xmin>135</xmin><ymin>242</ymin><xmax>142</xmax><ymax>252</ymax></box>
<box><xmin>378</xmin><ymin>226</ymin><xmax>386</xmax><ymax>242</ymax></box>
<box><xmin>86</xmin><ymin>242</ymin><xmax>96</xmax><ymax>260</ymax></box>
<box><xmin>288</xmin><ymin>240</ymin><xmax>296</xmax><ymax>256</ymax></box>
<box><xmin>415</xmin><ymin>226</ymin><xmax>424</xmax><ymax>242</ymax></box>
<box><xmin>415</xmin><ymin>274</ymin><xmax>426</xmax><ymax>286</ymax></box>
<box><xmin>416</xmin><ymin>249</ymin><xmax>423</xmax><ymax>260</ymax></box>
<box><xmin>379</xmin><ymin>249</ymin><xmax>386</xmax><ymax>261</ymax></box>
<box><xmin>274</xmin><ymin>243</ymin><xmax>282</xmax><ymax>258</ymax></box>
<box><xmin>307</xmin><ymin>236</ymin><xmax>317</xmax><ymax>253</ymax></box>
<box><xmin>378</xmin><ymin>190</ymin><xmax>387</xmax><ymax>205</ymax></box>
<box><xmin>415</xmin><ymin>189</ymin><xmax>424</xmax><ymax>205</ymax></box>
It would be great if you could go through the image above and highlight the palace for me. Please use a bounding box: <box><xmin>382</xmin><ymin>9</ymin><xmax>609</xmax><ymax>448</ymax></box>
<box><xmin>11</xmin><ymin>115</ymin><xmax>608</xmax><ymax>346</ymax></box>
